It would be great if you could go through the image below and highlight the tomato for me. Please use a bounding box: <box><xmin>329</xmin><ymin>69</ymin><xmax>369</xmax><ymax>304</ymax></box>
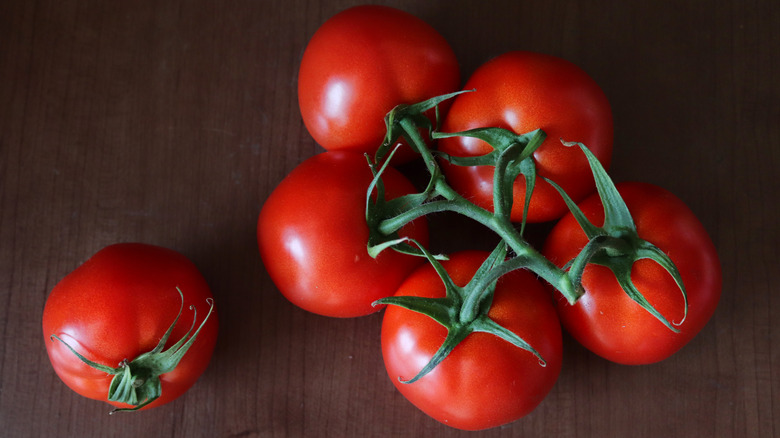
<box><xmin>381</xmin><ymin>251</ymin><xmax>562</xmax><ymax>430</ymax></box>
<box><xmin>438</xmin><ymin>51</ymin><xmax>613</xmax><ymax>223</ymax></box>
<box><xmin>42</xmin><ymin>243</ymin><xmax>218</xmax><ymax>411</ymax></box>
<box><xmin>297</xmin><ymin>5</ymin><xmax>460</xmax><ymax>161</ymax></box>
<box><xmin>257</xmin><ymin>152</ymin><xmax>429</xmax><ymax>317</ymax></box>
<box><xmin>543</xmin><ymin>182</ymin><xmax>721</xmax><ymax>364</ymax></box>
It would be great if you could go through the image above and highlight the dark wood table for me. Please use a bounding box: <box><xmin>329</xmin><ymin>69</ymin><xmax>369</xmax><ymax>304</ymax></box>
<box><xmin>2</xmin><ymin>1</ymin><xmax>777</xmax><ymax>436</ymax></box>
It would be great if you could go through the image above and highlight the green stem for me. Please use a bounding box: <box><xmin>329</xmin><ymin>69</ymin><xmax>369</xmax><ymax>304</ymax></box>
<box><xmin>459</xmin><ymin>250</ymin><xmax>523</xmax><ymax>323</ymax></box>
<box><xmin>491</xmin><ymin>142</ymin><xmax>522</xmax><ymax>222</ymax></box>
<box><xmin>377</xmin><ymin>200</ymin><xmax>454</xmax><ymax>236</ymax></box>
<box><xmin>391</xmin><ymin>117</ymin><xmax>580</xmax><ymax>305</ymax></box>
<box><xmin>490</xmin><ymin>218</ymin><xmax>579</xmax><ymax>303</ymax></box>
<box><xmin>399</xmin><ymin>117</ymin><xmax>437</xmax><ymax>174</ymax></box>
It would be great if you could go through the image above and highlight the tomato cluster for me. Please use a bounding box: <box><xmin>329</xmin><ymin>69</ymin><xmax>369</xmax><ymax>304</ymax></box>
<box><xmin>259</xmin><ymin>4</ymin><xmax>722</xmax><ymax>431</ymax></box>
<box><xmin>41</xmin><ymin>4</ymin><xmax>721</xmax><ymax>431</ymax></box>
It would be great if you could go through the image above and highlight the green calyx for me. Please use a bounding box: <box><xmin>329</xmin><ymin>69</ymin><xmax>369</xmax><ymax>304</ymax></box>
<box><xmin>376</xmin><ymin>90</ymin><xmax>473</xmax><ymax>165</ymax></box>
<box><xmin>547</xmin><ymin>140</ymin><xmax>689</xmax><ymax>331</ymax></box>
<box><xmin>51</xmin><ymin>288</ymin><xmax>215</xmax><ymax>413</ymax></box>
<box><xmin>374</xmin><ymin>242</ymin><xmax>546</xmax><ymax>384</ymax></box>
<box><xmin>365</xmin><ymin>91</ymin><xmax>474</xmax><ymax>260</ymax></box>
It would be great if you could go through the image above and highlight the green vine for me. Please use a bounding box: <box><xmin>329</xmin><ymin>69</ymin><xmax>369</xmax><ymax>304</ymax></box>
<box><xmin>366</xmin><ymin>94</ymin><xmax>689</xmax><ymax>382</ymax></box>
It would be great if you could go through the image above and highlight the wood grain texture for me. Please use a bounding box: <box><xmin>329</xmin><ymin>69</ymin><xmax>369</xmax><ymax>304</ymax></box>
<box><xmin>1</xmin><ymin>0</ymin><xmax>777</xmax><ymax>436</ymax></box>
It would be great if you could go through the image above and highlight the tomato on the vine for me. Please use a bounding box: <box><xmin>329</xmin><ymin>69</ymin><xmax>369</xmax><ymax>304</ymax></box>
<box><xmin>42</xmin><ymin>243</ymin><xmax>218</xmax><ymax>411</ymax></box>
<box><xmin>438</xmin><ymin>51</ymin><xmax>613</xmax><ymax>223</ymax></box>
<box><xmin>543</xmin><ymin>182</ymin><xmax>721</xmax><ymax>364</ymax></box>
<box><xmin>297</xmin><ymin>5</ymin><xmax>460</xmax><ymax>161</ymax></box>
<box><xmin>258</xmin><ymin>152</ymin><xmax>429</xmax><ymax>318</ymax></box>
<box><xmin>381</xmin><ymin>251</ymin><xmax>562</xmax><ymax>431</ymax></box>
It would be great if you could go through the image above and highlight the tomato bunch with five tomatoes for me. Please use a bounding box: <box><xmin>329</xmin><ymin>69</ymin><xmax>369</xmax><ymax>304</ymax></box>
<box><xmin>267</xmin><ymin>4</ymin><xmax>721</xmax><ymax>431</ymax></box>
<box><xmin>42</xmin><ymin>4</ymin><xmax>721</xmax><ymax>432</ymax></box>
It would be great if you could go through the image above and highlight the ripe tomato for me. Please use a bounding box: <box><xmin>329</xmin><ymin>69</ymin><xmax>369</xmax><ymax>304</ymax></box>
<box><xmin>381</xmin><ymin>251</ymin><xmax>562</xmax><ymax>430</ymax></box>
<box><xmin>258</xmin><ymin>152</ymin><xmax>429</xmax><ymax>318</ymax></box>
<box><xmin>543</xmin><ymin>182</ymin><xmax>721</xmax><ymax>364</ymax></box>
<box><xmin>297</xmin><ymin>5</ymin><xmax>460</xmax><ymax>161</ymax></box>
<box><xmin>42</xmin><ymin>243</ymin><xmax>218</xmax><ymax>411</ymax></box>
<box><xmin>438</xmin><ymin>51</ymin><xmax>613</xmax><ymax>223</ymax></box>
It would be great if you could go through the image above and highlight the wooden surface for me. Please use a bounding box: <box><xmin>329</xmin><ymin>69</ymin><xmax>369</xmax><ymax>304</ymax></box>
<box><xmin>1</xmin><ymin>0</ymin><xmax>778</xmax><ymax>436</ymax></box>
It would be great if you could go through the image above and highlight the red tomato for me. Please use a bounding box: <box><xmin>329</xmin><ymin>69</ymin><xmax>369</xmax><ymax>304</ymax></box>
<box><xmin>258</xmin><ymin>152</ymin><xmax>429</xmax><ymax>317</ymax></box>
<box><xmin>381</xmin><ymin>251</ymin><xmax>562</xmax><ymax>430</ymax></box>
<box><xmin>438</xmin><ymin>51</ymin><xmax>613</xmax><ymax>223</ymax></box>
<box><xmin>42</xmin><ymin>243</ymin><xmax>218</xmax><ymax>411</ymax></box>
<box><xmin>297</xmin><ymin>5</ymin><xmax>460</xmax><ymax>161</ymax></box>
<box><xmin>543</xmin><ymin>182</ymin><xmax>721</xmax><ymax>364</ymax></box>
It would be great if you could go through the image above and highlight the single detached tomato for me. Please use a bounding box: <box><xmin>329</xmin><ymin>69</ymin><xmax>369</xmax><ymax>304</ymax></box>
<box><xmin>42</xmin><ymin>243</ymin><xmax>218</xmax><ymax>411</ymax></box>
<box><xmin>298</xmin><ymin>5</ymin><xmax>460</xmax><ymax>161</ymax></box>
<box><xmin>258</xmin><ymin>151</ymin><xmax>429</xmax><ymax>318</ymax></box>
<box><xmin>543</xmin><ymin>182</ymin><xmax>721</xmax><ymax>364</ymax></box>
<box><xmin>381</xmin><ymin>251</ymin><xmax>562</xmax><ymax>430</ymax></box>
<box><xmin>439</xmin><ymin>51</ymin><xmax>613</xmax><ymax>223</ymax></box>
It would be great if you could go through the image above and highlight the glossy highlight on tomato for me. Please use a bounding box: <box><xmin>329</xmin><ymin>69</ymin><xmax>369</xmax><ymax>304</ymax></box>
<box><xmin>439</xmin><ymin>51</ymin><xmax>613</xmax><ymax>222</ymax></box>
<box><xmin>543</xmin><ymin>182</ymin><xmax>721</xmax><ymax>364</ymax></box>
<box><xmin>42</xmin><ymin>243</ymin><xmax>218</xmax><ymax>411</ymax></box>
<box><xmin>298</xmin><ymin>5</ymin><xmax>460</xmax><ymax>161</ymax></box>
<box><xmin>258</xmin><ymin>152</ymin><xmax>429</xmax><ymax>317</ymax></box>
<box><xmin>381</xmin><ymin>251</ymin><xmax>562</xmax><ymax>430</ymax></box>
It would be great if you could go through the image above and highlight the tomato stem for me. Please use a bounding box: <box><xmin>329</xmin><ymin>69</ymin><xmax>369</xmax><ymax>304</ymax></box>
<box><xmin>391</xmin><ymin>117</ymin><xmax>581</xmax><ymax>304</ymax></box>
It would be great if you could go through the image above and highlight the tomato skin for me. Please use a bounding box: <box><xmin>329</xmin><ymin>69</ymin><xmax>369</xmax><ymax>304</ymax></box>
<box><xmin>297</xmin><ymin>5</ymin><xmax>460</xmax><ymax>161</ymax></box>
<box><xmin>543</xmin><ymin>182</ymin><xmax>721</xmax><ymax>364</ymax></box>
<box><xmin>381</xmin><ymin>251</ymin><xmax>562</xmax><ymax>430</ymax></box>
<box><xmin>258</xmin><ymin>152</ymin><xmax>429</xmax><ymax>318</ymax></box>
<box><xmin>42</xmin><ymin>243</ymin><xmax>218</xmax><ymax>410</ymax></box>
<box><xmin>439</xmin><ymin>51</ymin><xmax>613</xmax><ymax>222</ymax></box>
